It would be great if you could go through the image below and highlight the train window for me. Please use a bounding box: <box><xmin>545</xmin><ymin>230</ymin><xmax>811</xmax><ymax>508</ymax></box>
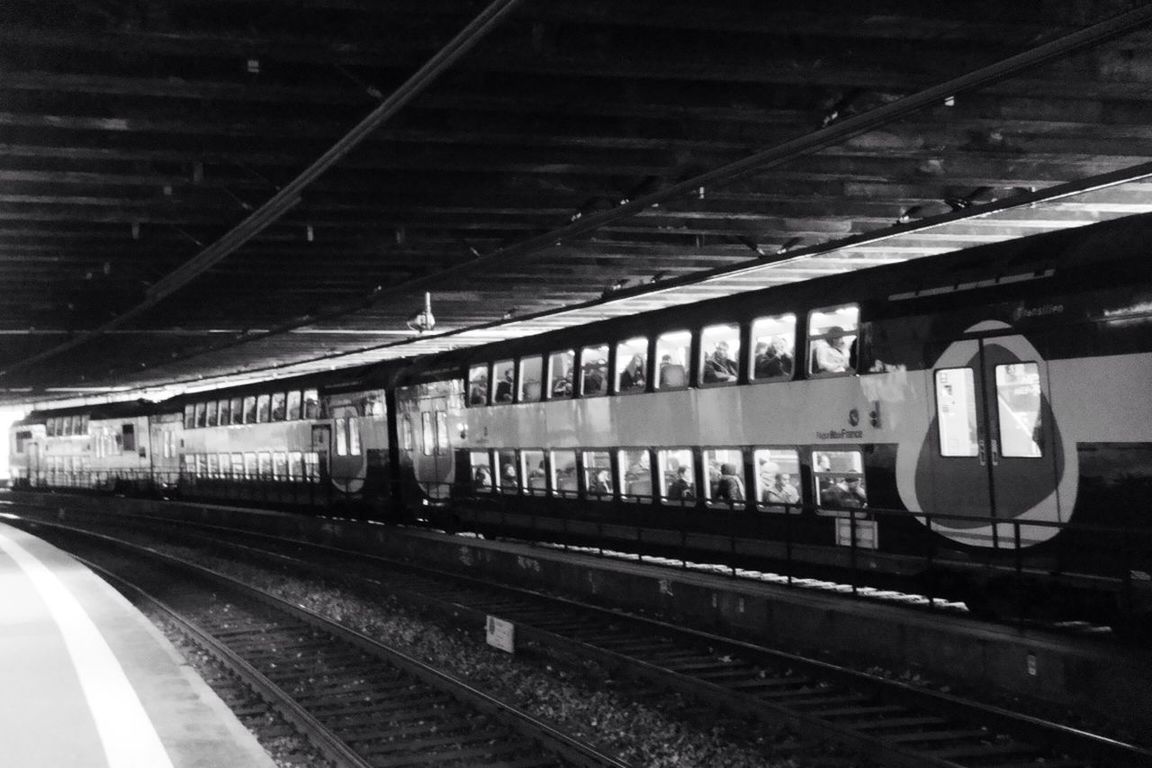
<box><xmin>497</xmin><ymin>449</ymin><xmax>518</xmax><ymax>494</ymax></box>
<box><xmin>337</xmin><ymin>417</ymin><xmax>351</xmax><ymax>457</ymax></box>
<box><xmin>468</xmin><ymin>365</ymin><xmax>489</xmax><ymax>406</ymax></box>
<box><xmin>79</xmin><ymin>415</ymin><xmax>89</xmax><ymax>433</ymax></box>
<box><xmin>258</xmin><ymin>452</ymin><xmax>272</xmax><ymax>479</ymax></box>
<box><xmin>14</xmin><ymin>430</ymin><xmax>30</xmax><ymax>454</ymax></box>
<box><xmin>809</xmin><ymin>305</ymin><xmax>859</xmax><ymax>375</ymax></box>
<box><xmin>492</xmin><ymin>360</ymin><xmax>515</xmax><ymax>404</ymax></box>
<box><xmin>469</xmin><ymin>451</ymin><xmax>493</xmax><ymax>491</ymax></box>
<box><xmin>519</xmin><ymin>356</ymin><xmax>543</xmax><ymax>402</ymax></box>
<box><xmin>364</xmin><ymin>395</ymin><xmax>385</xmax><ymax>418</ymax></box>
<box><xmin>753</xmin><ymin>448</ymin><xmax>801</xmax><ymax>512</ymax></box>
<box><xmin>122</xmin><ymin>424</ymin><xmax>135</xmax><ymax>452</ymax></box>
<box><xmin>44</xmin><ymin>418</ymin><xmax>54</xmax><ymax>437</ymax></box>
<box><xmin>305</xmin><ymin>452</ymin><xmax>320</xmax><ymax>482</ymax></box>
<box><xmin>349</xmin><ymin>417</ymin><xmax>362</xmax><ymax>456</ymax></box>
<box><xmin>704</xmin><ymin>448</ymin><xmax>746</xmax><ymax>506</ymax></box>
<box><xmin>180</xmin><ymin>455</ymin><xmax>192</xmax><ymax>478</ymax></box>
<box><xmin>243</xmin><ymin>453</ymin><xmax>257</xmax><ymax>479</ymax></box>
<box><xmin>419</xmin><ymin>413</ymin><xmax>432</xmax><ymax>456</ymax></box>
<box><xmin>271</xmin><ymin>393</ymin><xmax>287</xmax><ymax>421</ymax></box>
<box><xmin>273</xmin><ymin>452</ymin><xmax>288</xmax><ymax>480</ymax></box>
<box><xmin>229</xmin><ymin>397</ymin><xmax>243</xmax><ymax>425</ymax></box>
<box><xmin>550</xmin><ymin>450</ymin><xmax>578</xmax><ymax>497</ymax></box>
<box><xmin>195</xmin><ymin>454</ymin><xmax>207</xmax><ymax>478</ymax></box>
<box><xmin>522</xmin><ymin>449</ymin><xmax>547</xmax><ymax>495</ymax></box>
<box><xmin>286</xmin><ymin>391</ymin><xmax>302</xmax><ymax>420</ymax></box>
<box><xmin>207</xmin><ymin>454</ymin><xmax>219</xmax><ymax>478</ymax></box>
<box><xmin>547</xmin><ymin>349</ymin><xmax>575</xmax><ymax>398</ymax></box>
<box><xmin>183</xmin><ymin>405</ymin><xmax>194</xmax><ymax>430</ymax></box>
<box><xmin>995</xmin><ymin>363</ymin><xmax>1044</xmax><ymax>458</ymax></box>
<box><xmin>231</xmin><ymin>453</ymin><xmax>244</xmax><ymax>478</ymax></box>
<box><xmin>288</xmin><ymin>451</ymin><xmax>303</xmax><ymax>480</ymax></box>
<box><xmin>216</xmin><ymin>453</ymin><xmax>229</xmax><ymax>478</ymax></box>
<box><xmin>657</xmin><ymin>448</ymin><xmax>695</xmax><ymax>505</ymax></box>
<box><xmin>400</xmin><ymin>416</ymin><xmax>413</xmax><ymax>451</ymax></box>
<box><xmin>434</xmin><ymin>411</ymin><xmax>448</xmax><ymax>455</ymax></box>
<box><xmin>701</xmin><ymin>324</ymin><xmax>740</xmax><ymax>385</ymax></box>
<box><xmin>219</xmin><ymin>399</ymin><xmax>232</xmax><ymax>426</ymax></box>
<box><xmin>582</xmin><ymin>450</ymin><xmax>613</xmax><ymax>498</ymax></box>
<box><xmin>243</xmin><ymin>396</ymin><xmax>257</xmax><ymax>424</ymax></box>
<box><xmin>750</xmin><ymin>314</ymin><xmax>796</xmax><ymax>381</ymax></box>
<box><xmin>615</xmin><ymin>337</ymin><xmax>648</xmax><ymax>394</ymax></box>
<box><xmin>580</xmin><ymin>344</ymin><xmax>609</xmax><ymax>396</ymax></box>
<box><xmin>813</xmin><ymin>450</ymin><xmax>866</xmax><ymax>514</ymax></box>
<box><xmin>935</xmin><ymin>368</ymin><xmax>979</xmax><ymax>457</ymax></box>
<box><xmin>256</xmin><ymin>394</ymin><xmax>271</xmax><ymax>423</ymax></box>
<box><xmin>655</xmin><ymin>331</ymin><xmax>691</xmax><ymax>389</ymax></box>
<box><xmin>205</xmin><ymin>401</ymin><xmax>218</xmax><ymax>428</ymax></box>
<box><xmin>195</xmin><ymin>402</ymin><xmax>207</xmax><ymax>428</ymax></box>
<box><xmin>303</xmin><ymin>390</ymin><xmax>320</xmax><ymax>419</ymax></box>
<box><xmin>618</xmin><ymin>449</ymin><xmax>652</xmax><ymax>502</ymax></box>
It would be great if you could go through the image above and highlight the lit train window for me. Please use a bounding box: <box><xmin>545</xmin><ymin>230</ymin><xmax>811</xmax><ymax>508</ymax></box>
<box><xmin>206</xmin><ymin>401</ymin><xmax>218</xmax><ymax>428</ymax></box>
<box><xmin>701</xmin><ymin>324</ymin><xmax>740</xmax><ymax>385</ymax></box>
<box><xmin>195</xmin><ymin>454</ymin><xmax>207</xmax><ymax>478</ymax></box>
<box><xmin>207</xmin><ymin>454</ymin><xmax>219</xmax><ymax>478</ymax></box>
<box><xmin>288</xmin><ymin>451</ymin><xmax>303</xmax><ymax>479</ymax></box>
<box><xmin>340</xmin><ymin>417</ymin><xmax>353</xmax><ymax>457</ymax></box>
<box><xmin>704</xmin><ymin>448</ymin><xmax>745</xmax><ymax>505</ymax></box>
<box><xmin>497</xmin><ymin>449</ymin><xmax>518</xmax><ymax>494</ymax></box>
<box><xmin>580</xmin><ymin>345</ymin><xmax>609</xmax><ymax>396</ymax></box>
<box><xmin>995</xmin><ymin>363</ymin><xmax>1044</xmax><ymax>458</ymax></box>
<box><xmin>813</xmin><ymin>450</ymin><xmax>866</xmax><ymax>514</ymax></box>
<box><xmin>547</xmin><ymin>350</ymin><xmax>575</xmax><ymax>399</ymax></box>
<box><xmin>183</xmin><ymin>405</ymin><xmax>194</xmax><ymax>430</ymax></box>
<box><xmin>273</xmin><ymin>452</ymin><xmax>288</xmax><ymax>480</ymax></box>
<box><xmin>305</xmin><ymin>452</ymin><xmax>320</xmax><ymax>481</ymax></box>
<box><xmin>231</xmin><ymin>453</ymin><xmax>243</xmax><ymax>478</ymax></box>
<box><xmin>243</xmin><ymin>396</ymin><xmax>257</xmax><ymax>424</ymax></box>
<box><xmin>468</xmin><ymin>365</ymin><xmax>489</xmax><ymax>406</ymax></box>
<box><xmin>550</xmin><ymin>450</ymin><xmax>578</xmax><ymax>497</ymax></box>
<box><xmin>808</xmin><ymin>305</ymin><xmax>859</xmax><ymax>376</ymax></box>
<box><xmin>218</xmin><ymin>399</ymin><xmax>231</xmax><ymax>426</ymax></box>
<box><xmin>492</xmin><ymin>360</ymin><xmax>515</xmax><ymax>404</ymax></box>
<box><xmin>655</xmin><ymin>331</ymin><xmax>691</xmax><ymax>389</ymax></box>
<box><xmin>618</xmin><ymin>449</ymin><xmax>652</xmax><ymax>502</ymax></box>
<box><xmin>469</xmin><ymin>451</ymin><xmax>493</xmax><ymax>492</ymax></box>
<box><xmin>753</xmin><ymin>448</ymin><xmax>801</xmax><ymax>512</ymax></box>
<box><xmin>419</xmin><ymin>413</ymin><xmax>433</xmax><ymax>456</ymax></box>
<box><xmin>935</xmin><ymin>368</ymin><xmax>978</xmax><ymax>457</ymax></box>
<box><xmin>79</xmin><ymin>415</ymin><xmax>89</xmax><ymax>433</ymax></box>
<box><xmin>303</xmin><ymin>390</ymin><xmax>320</xmax><ymax>419</ymax></box>
<box><xmin>286</xmin><ymin>391</ymin><xmax>302</xmax><ymax>420</ymax></box>
<box><xmin>583</xmin><ymin>451</ymin><xmax>613</xmax><ymax>498</ymax></box>
<box><xmin>258</xmin><ymin>452</ymin><xmax>272</xmax><ymax>479</ymax></box>
<box><xmin>195</xmin><ymin>402</ymin><xmax>207</xmax><ymax>428</ymax></box>
<box><xmin>256</xmin><ymin>394</ymin><xmax>271</xmax><ymax>423</ymax></box>
<box><xmin>519</xmin><ymin>356</ymin><xmax>543</xmax><ymax>402</ymax></box>
<box><xmin>244</xmin><ymin>452</ymin><xmax>257</xmax><ymax>479</ymax></box>
<box><xmin>217</xmin><ymin>453</ymin><xmax>229</xmax><ymax>478</ymax></box>
<box><xmin>229</xmin><ymin>397</ymin><xmax>243</xmax><ymax>425</ymax></box>
<box><xmin>434</xmin><ymin>412</ymin><xmax>448</xmax><ymax>455</ymax></box>
<box><xmin>400</xmin><ymin>416</ymin><xmax>413</xmax><ymax>451</ymax></box>
<box><xmin>181</xmin><ymin>455</ymin><xmax>193</xmax><ymax>478</ymax></box>
<box><xmin>522</xmin><ymin>449</ymin><xmax>546</xmax><ymax>495</ymax></box>
<box><xmin>750</xmin><ymin>314</ymin><xmax>796</xmax><ymax>381</ymax></box>
<box><xmin>657</xmin><ymin>449</ymin><xmax>694</xmax><ymax>505</ymax></box>
<box><xmin>615</xmin><ymin>337</ymin><xmax>648</xmax><ymax>394</ymax></box>
<box><xmin>349</xmin><ymin>418</ymin><xmax>362</xmax><ymax>456</ymax></box>
<box><xmin>45</xmin><ymin>418</ymin><xmax>54</xmax><ymax>437</ymax></box>
<box><xmin>270</xmin><ymin>393</ymin><xmax>287</xmax><ymax>421</ymax></box>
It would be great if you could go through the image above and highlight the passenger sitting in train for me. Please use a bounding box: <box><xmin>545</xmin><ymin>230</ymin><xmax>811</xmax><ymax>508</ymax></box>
<box><xmin>666</xmin><ymin>465</ymin><xmax>694</xmax><ymax>500</ymax></box>
<box><xmin>501</xmin><ymin>463</ymin><xmax>517</xmax><ymax>487</ymax></box>
<box><xmin>551</xmin><ymin>372</ymin><xmax>573</xmax><ymax>397</ymax></box>
<box><xmin>702</xmin><ymin>341</ymin><xmax>738</xmax><ymax>383</ymax></box>
<box><xmin>754</xmin><ymin>336</ymin><xmax>793</xmax><ymax>378</ymax></box>
<box><xmin>473</xmin><ymin>466</ymin><xmax>492</xmax><ymax>489</ymax></box>
<box><xmin>469</xmin><ymin>375</ymin><xmax>488</xmax><ymax>405</ymax></box>
<box><xmin>583</xmin><ymin>361</ymin><xmax>607</xmax><ymax>395</ymax></box>
<box><xmin>763</xmin><ymin>473</ymin><xmax>799</xmax><ymax>506</ymax></box>
<box><xmin>813</xmin><ymin>327</ymin><xmax>852</xmax><ymax>373</ymax></box>
<box><xmin>657</xmin><ymin>354</ymin><xmax>686</xmax><ymax>388</ymax></box>
<box><xmin>619</xmin><ymin>353</ymin><xmax>646</xmax><ymax>391</ymax></box>
<box><xmin>715</xmin><ymin>463</ymin><xmax>745</xmax><ymax>503</ymax></box>
<box><xmin>494</xmin><ymin>369</ymin><xmax>514</xmax><ymax>402</ymax></box>
<box><xmin>588</xmin><ymin>468</ymin><xmax>612</xmax><ymax>495</ymax></box>
<box><xmin>823</xmin><ymin>476</ymin><xmax>867</xmax><ymax>510</ymax></box>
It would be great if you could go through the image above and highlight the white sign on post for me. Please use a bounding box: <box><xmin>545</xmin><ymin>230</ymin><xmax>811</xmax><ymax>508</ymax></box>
<box><xmin>486</xmin><ymin>615</ymin><xmax>515</xmax><ymax>654</ymax></box>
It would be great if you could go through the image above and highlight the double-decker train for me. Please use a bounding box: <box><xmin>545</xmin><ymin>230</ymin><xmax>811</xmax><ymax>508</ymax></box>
<box><xmin>10</xmin><ymin>214</ymin><xmax>1152</xmax><ymax>629</ymax></box>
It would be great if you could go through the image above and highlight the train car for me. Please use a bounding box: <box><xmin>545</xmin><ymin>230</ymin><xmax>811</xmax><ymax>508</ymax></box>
<box><xmin>9</xmin><ymin>401</ymin><xmax>160</xmax><ymax>492</ymax></box>
<box><xmin>172</xmin><ymin>365</ymin><xmax>399</xmax><ymax>518</ymax></box>
<box><xmin>394</xmin><ymin>213</ymin><xmax>1152</xmax><ymax>627</ymax></box>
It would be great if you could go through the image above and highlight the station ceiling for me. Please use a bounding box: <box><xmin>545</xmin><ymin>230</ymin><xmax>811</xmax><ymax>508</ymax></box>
<box><xmin>3</xmin><ymin>0</ymin><xmax>1152</xmax><ymax>406</ymax></box>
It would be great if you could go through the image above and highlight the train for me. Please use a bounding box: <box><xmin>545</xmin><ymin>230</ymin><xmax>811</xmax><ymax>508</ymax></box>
<box><xmin>9</xmin><ymin>213</ymin><xmax>1152</xmax><ymax>630</ymax></box>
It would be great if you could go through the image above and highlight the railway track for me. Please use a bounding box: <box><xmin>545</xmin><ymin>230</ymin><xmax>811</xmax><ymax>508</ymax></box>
<box><xmin>9</xmin><ymin>506</ymin><xmax>1151</xmax><ymax>768</ymax></box>
<box><xmin>25</xmin><ymin>520</ymin><xmax>628</xmax><ymax>768</ymax></box>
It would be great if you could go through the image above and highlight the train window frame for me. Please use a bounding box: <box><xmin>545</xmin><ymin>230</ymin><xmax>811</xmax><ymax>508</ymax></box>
<box><xmin>812</xmin><ymin>449</ymin><xmax>867</xmax><ymax>516</ymax></box>
<box><xmin>579</xmin><ymin>344</ymin><xmax>609</xmax><ymax>397</ymax></box>
<box><xmin>703</xmin><ymin>447</ymin><xmax>747</xmax><ymax>507</ymax></box>
<box><xmin>492</xmin><ymin>359</ymin><xmax>515</xmax><ymax>404</ymax></box>
<box><xmin>522</xmin><ymin>449</ymin><xmax>547</xmax><ymax>495</ymax></box>
<box><xmin>753</xmin><ymin>447</ymin><xmax>802</xmax><ymax>513</ymax></box>
<box><xmin>808</xmin><ymin>304</ymin><xmax>859</xmax><ymax>377</ymax></box>
<box><xmin>256</xmin><ymin>394</ymin><xmax>272</xmax><ymax>423</ymax></box>
<box><xmin>469</xmin><ymin>451</ymin><xmax>494</xmax><ymax>492</ymax></box>
<box><xmin>658</xmin><ymin>446</ymin><xmax>691</xmax><ymax>506</ymax></box>
<box><xmin>121</xmin><ymin>423</ymin><xmax>136</xmax><ymax>452</ymax></box>
<box><xmin>468</xmin><ymin>364</ymin><xmax>490</xmax><ymax>407</ymax></box>
<box><xmin>614</xmin><ymin>337</ymin><xmax>649</xmax><ymax>394</ymax></box>
<box><xmin>286</xmin><ymin>391</ymin><xmax>302</xmax><ymax>421</ymax></box>
<box><xmin>994</xmin><ymin>362</ymin><xmax>1045</xmax><ymax>458</ymax></box>
<box><xmin>655</xmin><ymin>330</ymin><xmax>692</xmax><ymax>390</ymax></box>
<box><xmin>546</xmin><ymin>349</ymin><xmax>575</xmax><ymax>399</ymax></box>
<box><xmin>303</xmin><ymin>389</ymin><xmax>320</xmax><ymax>420</ymax></box>
<box><xmin>229</xmin><ymin>397</ymin><xmax>243</xmax><ymax>425</ymax></box>
<box><xmin>243</xmin><ymin>396</ymin><xmax>257</xmax><ymax>424</ymax></box>
<box><xmin>934</xmin><ymin>367</ymin><xmax>980</xmax><ymax>458</ymax></box>
<box><xmin>618</xmin><ymin>448</ymin><xmax>652</xmax><ymax>503</ymax></box>
<box><xmin>582</xmin><ymin>450</ymin><xmax>614</xmax><ymax>499</ymax></box>
<box><xmin>550</xmin><ymin>449</ymin><xmax>578</xmax><ymax>498</ymax></box>
<box><xmin>700</xmin><ymin>323</ymin><xmax>741</xmax><ymax>386</ymax></box>
<box><xmin>519</xmin><ymin>356</ymin><xmax>544</xmax><ymax>403</ymax></box>
<box><xmin>749</xmin><ymin>314</ymin><xmax>797</xmax><ymax>382</ymax></box>
<box><xmin>496</xmin><ymin>449</ymin><xmax>519</xmax><ymax>494</ymax></box>
<box><xmin>270</xmin><ymin>392</ymin><xmax>287</xmax><ymax>421</ymax></box>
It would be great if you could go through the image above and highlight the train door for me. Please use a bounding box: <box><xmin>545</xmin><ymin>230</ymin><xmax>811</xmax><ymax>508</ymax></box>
<box><xmin>921</xmin><ymin>332</ymin><xmax>1063</xmax><ymax>547</ymax></box>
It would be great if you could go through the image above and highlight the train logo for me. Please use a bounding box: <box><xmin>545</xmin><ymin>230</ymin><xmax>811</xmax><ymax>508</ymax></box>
<box><xmin>895</xmin><ymin>321</ymin><xmax>1078</xmax><ymax>548</ymax></box>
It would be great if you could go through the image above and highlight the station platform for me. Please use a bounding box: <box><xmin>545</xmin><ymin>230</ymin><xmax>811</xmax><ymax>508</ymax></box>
<box><xmin>0</xmin><ymin>521</ymin><xmax>276</xmax><ymax>768</ymax></box>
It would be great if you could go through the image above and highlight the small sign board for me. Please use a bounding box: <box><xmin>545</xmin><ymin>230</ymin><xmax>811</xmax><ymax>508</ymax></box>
<box><xmin>486</xmin><ymin>615</ymin><xmax>515</xmax><ymax>654</ymax></box>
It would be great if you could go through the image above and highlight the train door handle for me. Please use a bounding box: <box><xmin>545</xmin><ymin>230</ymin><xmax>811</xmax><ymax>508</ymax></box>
<box><xmin>991</xmin><ymin>438</ymin><xmax>1000</xmax><ymax>466</ymax></box>
<box><xmin>978</xmin><ymin>439</ymin><xmax>987</xmax><ymax>466</ymax></box>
